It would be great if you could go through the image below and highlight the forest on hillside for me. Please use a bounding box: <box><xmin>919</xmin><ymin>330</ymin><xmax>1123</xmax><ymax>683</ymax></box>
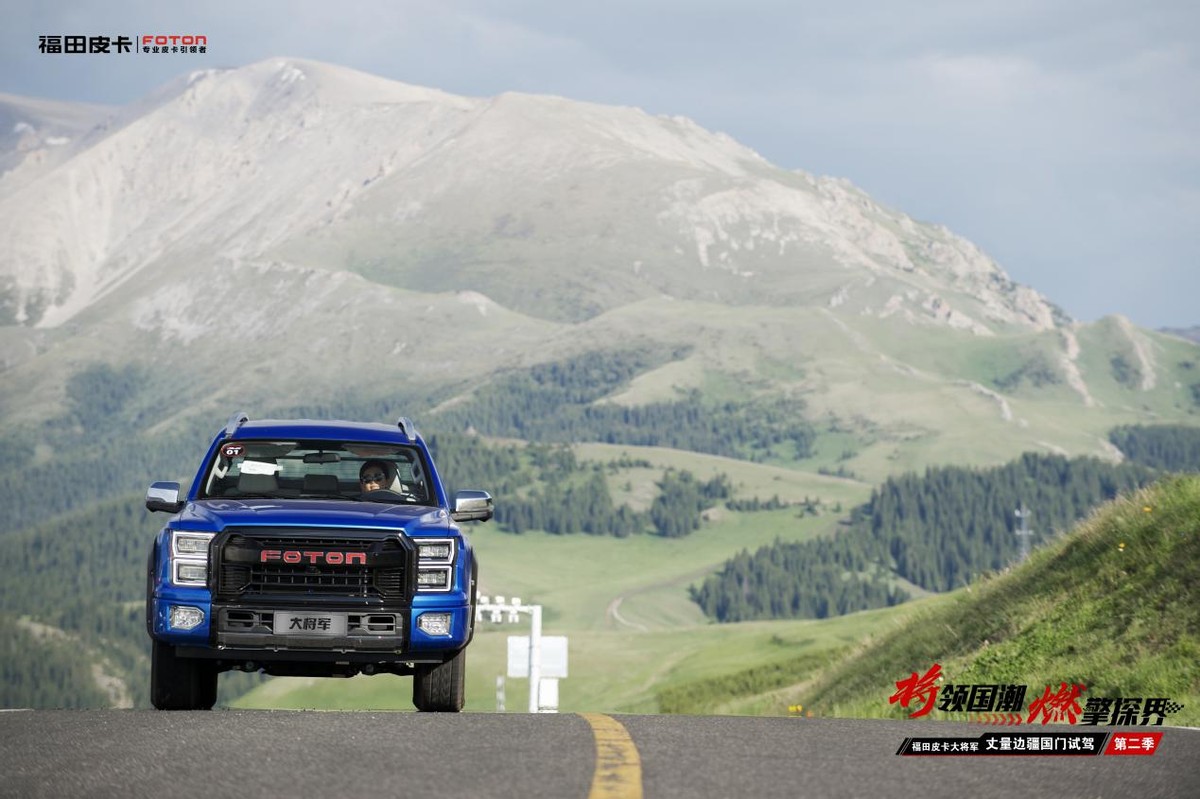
<box><xmin>690</xmin><ymin>423</ymin><xmax>1200</xmax><ymax>623</ymax></box>
<box><xmin>430</xmin><ymin>347</ymin><xmax>817</xmax><ymax>462</ymax></box>
<box><xmin>1108</xmin><ymin>424</ymin><xmax>1200</xmax><ymax>473</ymax></box>
<box><xmin>430</xmin><ymin>433</ymin><xmax>731</xmax><ymax>537</ymax></box>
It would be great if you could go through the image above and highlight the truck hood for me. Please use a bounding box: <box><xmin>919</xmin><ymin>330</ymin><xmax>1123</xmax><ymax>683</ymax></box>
<box><xmin>176</xmin><ymin>499</ymin><xmax>450</xmax><ymax>532</ymax></box>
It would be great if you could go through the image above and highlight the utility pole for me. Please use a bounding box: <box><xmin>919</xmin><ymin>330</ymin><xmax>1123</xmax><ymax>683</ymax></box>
<box><xmin>528</xmin><ymin>603</ymin><xmax>542</xmax><ymax>714</ymax></box>
<box><xmin>1014</xmin><ymin>503</ymin><xmax>1033</xmax><ymax>563</ymax></box>
<box><xmin>476</xmin><ymin>595</ymin><xmax>564</xmax><ymax>713</ymax></box>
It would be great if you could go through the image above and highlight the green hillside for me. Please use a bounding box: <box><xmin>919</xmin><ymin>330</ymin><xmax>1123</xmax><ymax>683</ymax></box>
<box><xmin>687</xmin><ymin>475</ymin><xmax>1200</xmax><ymax>726</ymax></box>
<box><xmin>691</xmin><ymin>453</ymin><xmax>1162</xmax><ymax>622</ymax></box>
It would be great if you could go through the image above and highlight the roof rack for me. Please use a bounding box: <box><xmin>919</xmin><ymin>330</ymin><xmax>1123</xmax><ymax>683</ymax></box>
<box><xmin>396</xmin><ymin>417</ymin><xmax>419</xmax><ymax>439</ymax></box>
<box><xmin>225</xmin><ymin>411</ymin><xmax>249</xmax><ymax>437</ymax></box>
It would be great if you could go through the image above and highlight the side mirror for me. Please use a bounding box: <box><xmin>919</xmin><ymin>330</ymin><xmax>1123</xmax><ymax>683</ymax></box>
<box><xmin>146</xmin><ymin>481</ymin><xmax>185</xmax><ymax>513</ymax></box>
<box><xmin>451</xmin><ymin>490</ymin><xmax>493</xmax><ymax>523</ymax></box>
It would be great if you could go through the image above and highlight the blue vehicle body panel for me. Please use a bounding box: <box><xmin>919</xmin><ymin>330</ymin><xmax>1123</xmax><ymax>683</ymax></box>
<box><xmin>174</xmin><ymin>499</ymin><xmax>450</xmax><ymax>531</ymax></box>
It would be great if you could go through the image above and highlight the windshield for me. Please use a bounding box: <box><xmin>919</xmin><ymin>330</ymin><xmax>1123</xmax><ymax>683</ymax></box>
<box><xmin>199</xmin><ymin>439</ymin><xmax>431</xmax><ymax>504</ymax></box>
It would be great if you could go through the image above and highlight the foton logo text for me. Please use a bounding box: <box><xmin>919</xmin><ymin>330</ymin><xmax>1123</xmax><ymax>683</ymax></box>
<box><xmin>260</xmin><ymin>550</ymin><xmax>367</xmax><ymax>566</ymax></box>
<box><xmin>141</xmin><ymin>35</ymin><xmax>207</xmax><ymax>46</ymax></box>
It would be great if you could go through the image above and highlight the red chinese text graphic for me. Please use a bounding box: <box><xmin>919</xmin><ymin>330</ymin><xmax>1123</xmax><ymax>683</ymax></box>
<box><xmin>890</xmin><ymin>662</ymin><xmax>942</xmax><ymax>718</ymax></box>
<box><xmin>1027</xmin><ymin>682</ymin><xmax>1087</xmax><ymax>725</ymax></box>
<box><xmin>890</xmin><ymin>665</ymin><xmax>1184</xmax><ymax>727</ymax></box>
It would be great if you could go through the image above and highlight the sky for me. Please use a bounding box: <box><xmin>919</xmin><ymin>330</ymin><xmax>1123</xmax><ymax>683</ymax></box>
<box><xmin>2</xmin><ymin>0</ymin><xmax>1198</xmax><ymax>329</ymax></box>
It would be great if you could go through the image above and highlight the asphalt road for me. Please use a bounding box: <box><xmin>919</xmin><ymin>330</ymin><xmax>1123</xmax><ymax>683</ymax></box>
<box><xmin>1</xmin><ymin>711</ymin><xmax>1197</xmax><ymax>799</ymax></box>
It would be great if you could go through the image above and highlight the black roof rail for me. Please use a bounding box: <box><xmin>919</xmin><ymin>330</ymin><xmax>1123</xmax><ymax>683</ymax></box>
<box><xmin>396</xmin><ymin>417</ymin><xmax>419</xmax><ymax>439</ymax></box>
<box><xmin>225</xmin><ymin>411</ymin><xmax>249</xmax><ymax>437</ymax></box>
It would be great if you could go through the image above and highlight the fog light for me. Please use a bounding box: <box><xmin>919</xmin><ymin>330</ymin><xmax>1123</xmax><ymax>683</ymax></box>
<box><xmin>417</xmin><ymin>613</ymin><xmax>452</xmax><ymax>636</ymax></box>
<box><xmin>170</xmin><ymin>605</ymin><xmax>205</xmax><ymax>630</ymax></box>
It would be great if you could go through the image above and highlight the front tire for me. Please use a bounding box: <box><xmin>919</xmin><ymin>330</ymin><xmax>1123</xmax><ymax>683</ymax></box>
<box><xmin>412</xmin><ymin>647</ymin><xmax>466</xmax><ymax>712</ymax></box>
<box><xmin>151</xmin><ymin>639</ymin><xmax>217</xmax><ymax>710</ymax></box>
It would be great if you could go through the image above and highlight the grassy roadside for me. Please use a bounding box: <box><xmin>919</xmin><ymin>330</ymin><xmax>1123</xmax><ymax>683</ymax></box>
<box><xmin>711</xmin><ymin>475</ymin><xmax>1200</xmax><ymax>726</ymax></box>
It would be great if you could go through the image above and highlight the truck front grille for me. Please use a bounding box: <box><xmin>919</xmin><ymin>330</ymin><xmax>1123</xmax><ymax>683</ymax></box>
<box><xmin>215</xmin><ymin>532</ymin><xmax>411</xmax><ymax>601</ymax></box>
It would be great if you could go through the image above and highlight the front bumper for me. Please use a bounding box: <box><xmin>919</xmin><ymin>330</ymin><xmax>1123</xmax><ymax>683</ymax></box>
<box><xmin>150</xmin><ymin>594</ymin><xmax>471</xmax><ymax>655</ymax></box>
<box><xmin>214</xmin><ymin>606</ymin><xmax>408</xmax><ymax>651</ymax></box>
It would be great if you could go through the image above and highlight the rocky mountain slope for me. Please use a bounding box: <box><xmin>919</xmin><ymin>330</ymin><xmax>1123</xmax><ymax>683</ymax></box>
<box><xmin>0</xmin><ymin>92</ymin><xmax>111</xmax><ymax>195</ymax></box>
<box><xmin>2</xmin><ymin>58</ymin><xmax>1056</xmax><ymax>331</ymax></box>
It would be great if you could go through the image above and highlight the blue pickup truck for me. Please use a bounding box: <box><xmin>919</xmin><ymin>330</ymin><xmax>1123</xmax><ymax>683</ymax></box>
<box><xmin>144</xmin><ymin>414</ymin><xmax>491</xmax><ymax>711</ymax></box>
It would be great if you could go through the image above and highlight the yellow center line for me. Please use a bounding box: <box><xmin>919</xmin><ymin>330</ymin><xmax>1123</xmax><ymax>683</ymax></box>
<box><xmin>580</xmin><ymin>712</ymin><xmax>644</xmax><ymax>799</ymax></box>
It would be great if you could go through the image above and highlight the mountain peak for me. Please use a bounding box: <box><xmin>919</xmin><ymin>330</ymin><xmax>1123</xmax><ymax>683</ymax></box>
<box><xmin>0</xmin><ymin>59</ymin><xmax>1061</xmax><ymax>335</ymax></box>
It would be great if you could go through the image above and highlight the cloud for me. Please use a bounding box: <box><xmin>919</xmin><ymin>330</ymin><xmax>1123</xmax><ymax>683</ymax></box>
<box><xmin>911</xmin><ymin>53</ymin><xmax>1043</xmax><ymax>103</ymax></box>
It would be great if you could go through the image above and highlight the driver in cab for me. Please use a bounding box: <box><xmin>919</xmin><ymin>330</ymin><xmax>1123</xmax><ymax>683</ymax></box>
<box><xmin>359</xmin><ymin>460</ymin><xmax>394</xmax><ymax>493</ymax></box>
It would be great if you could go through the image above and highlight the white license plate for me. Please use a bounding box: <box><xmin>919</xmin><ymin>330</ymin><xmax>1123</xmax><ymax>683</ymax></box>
<box><xmin>275</xmin><ymin>613</ymin><xmax>347</xmax><ymax>636</ymax></box>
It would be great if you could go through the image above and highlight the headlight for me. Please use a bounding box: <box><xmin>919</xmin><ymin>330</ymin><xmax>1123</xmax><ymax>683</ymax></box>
<box><xmin>416</xmin><ymin>538</ymin><xmax>455</xmax><ymax>564</ymax></box>
<box><xmin>170</xmin><ymin>530</ymin><xmax>214</xmax><ymax>586</ymax></box>
<box><xmin>174</xmin><ymin>562</ymin><xmax>208</xmax><ymax>584</ymax></box>
<box><xmin>172</xmin><ymin>531</ymin><xmax>215</xmax><ymax>557</ymax></box>
<box><xmin>414</xmin><ymin>537</ymin><xmax>455</xmax><ymax>591</ymax></box>
<box><xmin>416</xmin><ymin>567</ymin><xmax>451</xmax><ymax>591</ymax></box>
